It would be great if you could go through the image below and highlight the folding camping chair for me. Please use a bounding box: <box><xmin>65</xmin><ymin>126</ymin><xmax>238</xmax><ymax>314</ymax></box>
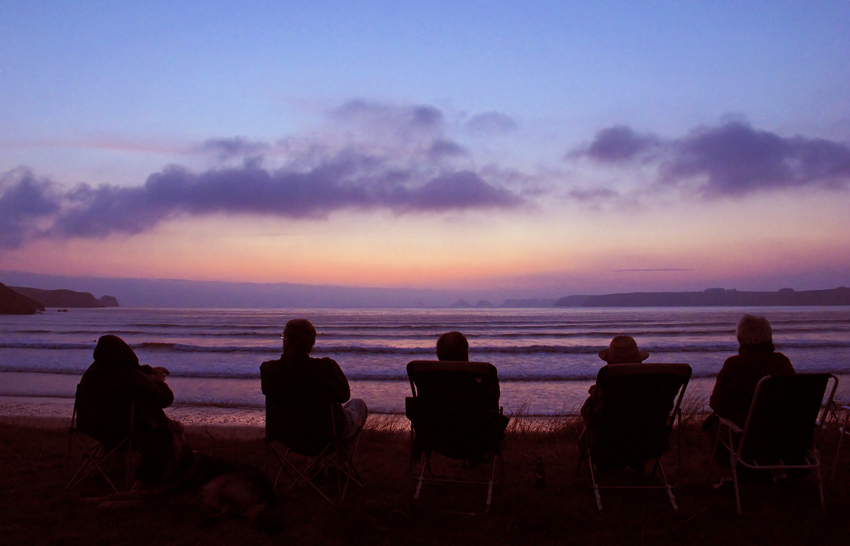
<box><xmin>66</xmin><ymin>384</ymin><xmax>138</xmax><ymax>493</ymax></box>
<box><xmin>264</xmin><ymin>397</ymin><xmax>364</xmax><ymax>504</ymax></box>
<box><xmin>576</xmin><ymin>363</ymin><xmax>692</xmax><ymax>512</ymax></box>
<box><xmin>715</xmin><ymin>373</ymin><xmax>837</xmax><ymax>514</ymax></box>
<box><xmin>405</xmin><ymin>360</ymin><xmax>509</xmax><ymax>515</ymax></box>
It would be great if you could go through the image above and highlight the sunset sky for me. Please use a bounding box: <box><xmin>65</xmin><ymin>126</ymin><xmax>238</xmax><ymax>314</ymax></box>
<box><xmin>2</xmin><ymin>2</ymin><xmax>849</xmax><ymax>300</ymax></box>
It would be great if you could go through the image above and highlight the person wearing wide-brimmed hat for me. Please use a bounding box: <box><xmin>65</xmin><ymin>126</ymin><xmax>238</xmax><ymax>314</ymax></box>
<box><xmin>597</xmin><ymin>335</ymin><xmax>650</xmax><ymax>365</ymax></box>
<box><xmin>580</xmin><ymin>335</ymin><xmax>650</xmax><ymax>421</ymax></box>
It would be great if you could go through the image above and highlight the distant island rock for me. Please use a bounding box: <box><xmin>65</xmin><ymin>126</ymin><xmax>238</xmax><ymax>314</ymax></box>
<box><xmin>0</xmin><ymin>282</ymin><xmax>46</xmax><ymax>314</ymax></box>
<box><xmin>554</xmin><ymin>287</ymin><xmax>850</xmax><ymax>307</ymax></box>
<box><xmin>9</xmin><ymin>286</ymin><xmax>120</xmax><ymax>308</ymax></box>
<box><xmin>98</xmin><ymin>295</ymin><xmax>120</xmax><ymax>307</ymax></box>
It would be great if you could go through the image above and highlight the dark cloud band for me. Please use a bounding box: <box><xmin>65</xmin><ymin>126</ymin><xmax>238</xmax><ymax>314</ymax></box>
<box><xmin>0</xmin><ymin>150</ymin><xmax>524</xmax><ymax>247</ymax></box>
<box><xmin>577</xmin><ymin>121</ymin><xmax>850</xmax><ymax>196</ymax></box>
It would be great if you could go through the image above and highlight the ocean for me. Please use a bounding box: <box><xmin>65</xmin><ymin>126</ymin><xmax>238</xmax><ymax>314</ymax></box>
<box><xmin>2</xmin><ymin>306</ymin><xmax>849</xmax><ymax>422</ymax></box>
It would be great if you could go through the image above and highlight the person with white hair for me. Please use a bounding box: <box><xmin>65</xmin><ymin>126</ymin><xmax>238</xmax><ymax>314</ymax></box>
<box><xmin>708</xmin><ymin>314</ymin><xmax>795</xmax><ymax>428</ymax></box>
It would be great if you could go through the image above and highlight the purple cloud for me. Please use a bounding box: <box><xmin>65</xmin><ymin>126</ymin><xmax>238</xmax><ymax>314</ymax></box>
<box><xmin>199</xmin><ymin>137</ymin><xmax>269</xmax><ymax>161</ymax></box>
<box><xmin>400</xmin><ymin>171</ymin><xmax>523</xmax><ymax>211</ymax></box>
<box><xmin>580</xmin><ymin>125</ymin><xmax>661</xmax><ymax>162</ymax></box>
<box><xmin>9</xmin><ymin>147</ymin><xmax>525</xmax><ymax>241</ymax></box>
<box><xmin>429</xmin><ymin>139</ymin><xmax>468</xmax><ymax>159</ymax></box>
<box><xmin>331</xmin><ymin>100</ymin><xmax>444</xmax><ymax>134</ymax></box>
<box><xmin>0</xmin><ymin>169</ymin><xmax>61</xmax><ymax>248</ymax></box>
<box><xmin>568</xmin><ymin>187</ymin><xmax>620</xmax><ymax>202</ymax></box>
<box><xmin>576</xmin><ymin>122</ymin><xmax>850</xmax><ymax>197</ymax></box>
<box><xmin>665</xmin><ymin>122</ymin><xmax>850</xmax><ymax>196</ymax></box>
<box><xmin>465</xmin><ymin>111</ymin><xmax>517</xmax><ymax>134</ymax></box>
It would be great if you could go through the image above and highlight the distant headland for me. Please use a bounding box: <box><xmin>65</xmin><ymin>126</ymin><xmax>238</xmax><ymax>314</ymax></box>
<box><xmin>554</xmin><ymin>287</ymin><xmax>850</xmax><ymax>307</ymax></box>
<box><xmin>0</xmin><ymin>283</ymin><xmax>120</xmax><ymax>314</ymax></box>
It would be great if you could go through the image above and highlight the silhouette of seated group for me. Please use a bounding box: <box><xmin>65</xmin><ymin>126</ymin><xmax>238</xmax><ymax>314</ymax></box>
<box><xmin>70</xmin><ymin>313</ymin><xmax>835</xmax><ymax>516</ymax></box>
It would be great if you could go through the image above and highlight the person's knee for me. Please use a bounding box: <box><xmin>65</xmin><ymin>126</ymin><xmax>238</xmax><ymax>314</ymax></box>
<box><xmin>343</xmin><ymin>398</ymin><xmax>367</xmax><ymax>428</ymax></box>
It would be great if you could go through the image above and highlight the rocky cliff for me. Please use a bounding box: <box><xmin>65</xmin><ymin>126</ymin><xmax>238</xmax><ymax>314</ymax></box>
<box><xmin>0</xmin><ymin>283</ymin><xmax>46</xmax><ymax>314</ymax></box>
<box><xmin>555</xmin><ymin>287</ymin><xmax>850</xmax><ymax>307</ymax></box>
<box><xmin>10</xmin><ymin>286</ymin><xmax>120</xmax><ymax>308</ymax></box>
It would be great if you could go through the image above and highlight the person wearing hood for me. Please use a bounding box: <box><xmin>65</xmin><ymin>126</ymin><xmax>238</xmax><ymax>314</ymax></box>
<box><xmin>76</xmin><ymin>335</ymin><xmax>175</xmax><ymax>465</ymax></box>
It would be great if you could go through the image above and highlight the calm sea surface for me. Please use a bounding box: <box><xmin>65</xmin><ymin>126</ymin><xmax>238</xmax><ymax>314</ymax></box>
<box><xmin>2</xmin><ymin>306</ymin><xmax>849</xmax><ymax>417</ymax></box>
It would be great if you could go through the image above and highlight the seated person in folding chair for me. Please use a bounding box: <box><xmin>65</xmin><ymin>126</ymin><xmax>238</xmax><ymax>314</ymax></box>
<box><xmin>436</xmin><ymin>330</ymin><xmax>503</xmax><ymax>411</ymax></box>
<box><xmin>77</xmin><ymin>334</ymin><xmax>179</xmax><ymax>483</ymax></box>
<box><xmin>261</xmin><ymin>319</ymin><xmax>368</xmax><ymax>444</ymax></box>
<box><xmin>430</xmin><ymin>331</ymin><xmax>508</xmax><ymax>465</ymax></box>
<box><xmin>703</xmin><ymin>314</ymin><xmax>795</xmax><ymax>463</ymax></box>
<box><xmin>580</xmin><ymin>335</ymin><xmax>650</xmax><ymax>470</ymax></box>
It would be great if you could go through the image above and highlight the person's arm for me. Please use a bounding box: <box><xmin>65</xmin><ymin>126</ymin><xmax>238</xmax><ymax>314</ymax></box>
<box><xmin>127</xmin><ymin>367</ymin><xmax>174</xmax><ymax>408</ymax></box>
<box><xmin>260</xmin><ymin>361</ymin><xmax>273</xmax><ymax>395</ymax></box>
<box><xmin>322</xmin><ymin>359</ymin><xmax>351</xmax><ymax>403</ymax></box>
<box><xmin>708</xmin><ymin>359</ymin><xmax>734</xmax><ymax>417</ymax></box>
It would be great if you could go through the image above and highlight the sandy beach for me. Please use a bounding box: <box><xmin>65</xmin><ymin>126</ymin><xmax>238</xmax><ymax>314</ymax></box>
<box><xmin>3</xmin><ymin>407</ymin><xmax>850</xmax><ymax>545</ymax></box>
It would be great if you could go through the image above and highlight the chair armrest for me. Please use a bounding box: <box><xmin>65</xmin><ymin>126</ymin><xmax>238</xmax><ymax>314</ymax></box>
<box><xmin>717</xmin><ymin>415</ymin><xmax>742</xmax><ymax>434</ymax></box>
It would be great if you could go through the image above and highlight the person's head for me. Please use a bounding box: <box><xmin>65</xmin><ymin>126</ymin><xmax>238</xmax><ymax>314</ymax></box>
<box><xmin>736</xmin><ymin>314</ymin><xmax>773</xmax><ymax>346</ymax></box>
<box><xmin>282</xmin><ymin>319</ymin><xmax>317</xmax><ymax>356</ymax></box>
<box><xmin>93</xmin><ymin>334</ymin><xmax>140</xmax><ymax>368</ymax></box>
<box><xmin>598</xmin><ymin>335</ymin><xmax>649</xmax><ymax>364</ymax></box>
<box><xmin>436</xmin><ymin>331</ymin><xmax>469</xmax><ymax>361</ymax></box>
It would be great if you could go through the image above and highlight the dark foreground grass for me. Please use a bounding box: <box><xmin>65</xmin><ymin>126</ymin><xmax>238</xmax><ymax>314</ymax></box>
<box><xmin>2</xmin><ymin>415</ymin><xmax>850</xmax><ymax>546</ymax></box>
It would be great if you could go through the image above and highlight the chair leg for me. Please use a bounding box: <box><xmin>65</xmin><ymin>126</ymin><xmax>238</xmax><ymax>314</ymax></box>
<box><xmin>411</xmin><ymin>450</ymin><xmax>498</xmax><ymax>515</ymax></box>
<box><xmin>586</xmin><ymin>450</ymin><xmax>602</xmax><ymax>512</ymax></box>
<box><xmin>67</xmin><ymin>439</ymin><xmax>122</xmax><ymax>494</ymax></box>
<box><xmin>267</xmin><ymin>438</ymin><xmax>362</xmax><ymax>505</ymax></box>
<box><xmin>815</xmin><ymin>461</ymin><xmax>825</xmax><ymax>509</ymax></box>
<box><xmin>482</xmin><ymin>454</ymin><xmax>497</xmax><ymax>515</ymax></box>
<box><xmin>575</xmin><ymin>426</ymin><xmax>586</xmax><ymax>477</ymax></box>
<box><xmin>657</xmin><ymin>461</ymin><xmax>678</xmax><ymax>512</ymax></box>
<box><xmin>831</xmin><ymin>411</ymin><xmax>848</xmax><ymax>479</ymax></box>
<box><xmin>413</xmin><ymin>453</ymin><xmax>428</xmax><ymax>502</ymax></box>
<box><xmin>730</xmin><ymin>460</ymin><xmax>742</xmax><ymax>515</ymax></box>
<box><xmin>334</xmin><ymin>433</ymin><xmax>364</xmax><ymax>503</ymax></box>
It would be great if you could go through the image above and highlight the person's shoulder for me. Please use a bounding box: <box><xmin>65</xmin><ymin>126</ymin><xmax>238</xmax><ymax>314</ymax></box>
<box><xmin>260</xmin><ymin>357</ymin><xmax>285</xmax><ymax>370</ymax></box>
<box><xmin>721</xmin><ymin>353</ymin><xmax>742</xmax><ymax>366</ymax></box>
<box><xmin>311</xmin><ymin>356</ymin><xmax>340</xmax><ymax>367</ymax></box>
<box><xmin>772</xmin><ymin>352</ymin><xmax>794</xmax><ymax>367</ymax></box>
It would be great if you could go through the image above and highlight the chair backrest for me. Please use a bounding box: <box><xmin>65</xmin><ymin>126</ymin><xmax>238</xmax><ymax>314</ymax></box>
<box><xmin>73</xmin><ymin>383</ymin><xmax>135</xmax><ymax>448</ymax></box>
<box><xmin>739</xmin><ymin>373</ymin><xmax>835</xmax><ymax>462</ymax></box>
<box><xmin>590</xmin><ymin>363</ymin><xmax>692</xmax><ymax>462</ymax></box>
<box><xmin>405</xmin><ymin>360</ymin><xmax>506</xmax><ymax>460</ymax></box>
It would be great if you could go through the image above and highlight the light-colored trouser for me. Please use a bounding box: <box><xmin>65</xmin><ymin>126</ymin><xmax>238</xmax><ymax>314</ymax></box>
<box><xmin>340</xmin><ymin>398</ymin><xmax>368</xmax><ymax>439</ymax></box>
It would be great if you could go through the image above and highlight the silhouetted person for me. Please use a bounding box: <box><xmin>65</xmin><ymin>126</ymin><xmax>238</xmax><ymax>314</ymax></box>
<box><xmin>435</xmin><ymin>330</ymin><xmax>503</xmax><ymax>415</ymax></box>
<box><xmin>77</xmin><ymin>334</ymin><xmax>180</xmax><ymax>482</ymax></box>
<box><xmin>261</xmin><ymin>319</ymin><xmax>367</xmax><ymax>439</ymax></box>
<box><xmin>436</xmin><ymin>331</ymin><xmax>469</xmax><ymax>361</ymax></box>
<box><xmin>708</xmin><ymin>314</ymin><xmax>795</xmax><ymax>428</ymax></box>
<box><xmin>581</xmin><ymin>335</ymin><xmax>650</xmax><ymax>422</ymax></box>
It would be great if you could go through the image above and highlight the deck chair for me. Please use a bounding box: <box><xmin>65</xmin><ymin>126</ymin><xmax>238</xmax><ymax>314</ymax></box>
<box><xmin>66</xmin><ymin>384</ymin><xmax>138</xmax><ymax>493</ymax></box>
<box><xmin>576</xmin><ymin>363</ymin><xmax>692</xmax><ymax>512</ymax></box>
<box><xmin>405</xmin><ymin>360</ymin><xmax>509</xmax><ymax>515</ymax></box>
<box><xmin>715</xmin><ymin>373</ymin><xmax>837</xmax><ymax>514</ymax></box>
<box><xmin>264</xmin><ymin>397</ymin><xmax>364</xmax><ymax>504</ymax></box>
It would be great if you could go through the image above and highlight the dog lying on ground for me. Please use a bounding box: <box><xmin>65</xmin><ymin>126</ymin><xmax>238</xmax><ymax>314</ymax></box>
<box><xmin>82</xmin><ymin>422</ymin><xmax>278</xmax><ymax>533</ymax></box>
